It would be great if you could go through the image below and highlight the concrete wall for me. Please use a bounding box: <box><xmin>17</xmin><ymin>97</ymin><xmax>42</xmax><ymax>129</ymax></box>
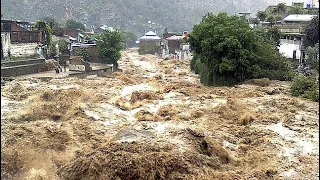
<box><xmin>68</xmin><ymin>67</ymin><xmax>113</xmax><ymax>78</ymax></box>
<box><xmin>1</xmin><ymin>58</ymin><xmax>45</xmax><ymax>77</ymax></box>
<box><xmin>1</xmin><ymin>63</ymin><xmax>42</xmax><ymax>77</ymax></box>
<box><xmin>10</xmin><ymin>43</ymin><xmax>38</xmax><ymax>58</ymax></box>
<box><xmin>69</xmin><ymin>56</ymin><xmax>92</xmax><ymax>71</ymax></box>
<box><xmin>1</xmin><ymin>32</ymin><xmax>11</xmax><ymax>59</ymax></box>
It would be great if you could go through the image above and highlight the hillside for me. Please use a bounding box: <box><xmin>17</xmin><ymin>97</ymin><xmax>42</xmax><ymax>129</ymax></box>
<box><xmin>2</xmin><ymin>0</ymin><xmax>286</xmax><ymax>34</ymax></box>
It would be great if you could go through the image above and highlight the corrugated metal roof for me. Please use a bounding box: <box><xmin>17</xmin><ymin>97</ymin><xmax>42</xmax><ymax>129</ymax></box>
<box><xmin>283</xmin><ymin>14</ymin><xmax>317</xmax><ymax>22</ymax></box>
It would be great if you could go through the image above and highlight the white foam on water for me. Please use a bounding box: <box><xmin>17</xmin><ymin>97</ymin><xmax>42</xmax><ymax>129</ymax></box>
<box><xmin>48</xmin><ymin>84</ymin><xmax>78</xmax><ymax>90</ymax></box>
<box><xmin>132</xmin><ymin>59</ymin><xmax>157</xmax><ymax>72</ymax></box>
<box><xmin>1</xmin><ymin>97</ymin><xmax>9</xmax><ymax>108</ymax></box>
<box><xmin>85</xmin><ymin>110</ymin><xmax>101</xmax><ymax>120</ymax></box>
<box><xmin>120</xmin><ymin>84</ymin><xmax>155</xmax><ymax>97</ymax></box>
<box><xmin>297</xmin><ymin>139</ymin><xmax>314</xmax><ymax>154</ymax></box>
<box><xmin>153</xmin><ymin>123</ymin><xmax>168</xmax><ymax>133</ymax></box>
<box><xmin>282</xmin><ymin>169</ymin><xmax>296</xmax><ymax>177</ymax></box>
<box><xmin>266</xmin><ymin>122</ymin><xmax>295</xmax><ymax>140</ymax></box>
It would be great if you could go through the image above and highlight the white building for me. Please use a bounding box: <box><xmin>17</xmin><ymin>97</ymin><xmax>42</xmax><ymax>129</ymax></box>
<box><xmin>278</xmin><ymin>14</ymin><xmax>317</xmax><ymax>63</ymax></box>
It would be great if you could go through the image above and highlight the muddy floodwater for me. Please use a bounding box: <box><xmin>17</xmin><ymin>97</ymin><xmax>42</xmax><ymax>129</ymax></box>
<box><xmin>1</xmin><ymin>48</ymin><xmax>319</xmax><ymax>179</ymax></box>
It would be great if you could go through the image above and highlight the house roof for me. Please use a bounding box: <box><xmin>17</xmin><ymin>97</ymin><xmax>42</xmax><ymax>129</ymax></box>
<box><xmin>140</xmin><ymin>31</ymin><xmax>161</xmax><ymax>40</ymax></box>
<box><xmin>140</xmin><ymin>35</ymin><xmax>161</xmax><ymax>40</ymax></box>
<box><xmin>166</xmin><ymin>35</ymin><xmax>185</xmax><ymax>40</ymax></box>
<box><xmin>1</xmin><ymin>19</ymin><xmax>32</xmax><ymax>25</ymax></box>
<box><xmin>283</xmin><ymin>14</ymin><xmax>317</xmax><ymax>22</ymax></box>
<box><xmin>145</xmin><ymin>31</ymin><xmax>157</xmax><ymax>36</ymax></box>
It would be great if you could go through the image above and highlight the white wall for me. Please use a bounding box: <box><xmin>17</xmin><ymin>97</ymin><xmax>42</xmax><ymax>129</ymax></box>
<box><xmin>1</xmin><ymin>32</ymin><xmax>38</xmax><ymax>59</ymax></box>
<box><xmin>1</xmin><ymin>32</ymin><xmax>11</xmax><ymax>59</ymax></box>
<box><xmin>278</xmin><ymin>42</ymin><xmax>301</xmax><ymax>59</ymax></box>
<box><xmin>10</xmin><ymin>43</ymin><xmax>38</xmax><ymax>58</ymax></box>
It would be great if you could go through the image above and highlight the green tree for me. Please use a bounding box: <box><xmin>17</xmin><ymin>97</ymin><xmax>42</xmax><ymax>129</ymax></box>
<box><xmin>266</xmin><ymin>15</ymin><xmax>276</xmax><ymax>26</ymax></box>
<box><xmin>250</xmin><ymin>18</ymin><xmax>260</xmax><ymax>26</ymax></box>
<box><xmin>42</xmin><ymin>16</ymin><xmax>66</xmax><ymax>37</ymax></box>
<box><xmin>289</xmin><ymin>5</ymin><xmax>307</xmax><ymax>14</ymax></box>
<box><xmin>96</xmin><ymin>30</ymin><xmax>124</xmax><ymax>69</ymax></box>
<box><xmin>33</xmin><ymin>21</ymin><xmax>53</xmax><ymax>58</ymax></box>
<box><xmin>66</xmin><ymin>19</ymin><xmax>85</xmax><ymax>31</ymax></box>
<box><xmin>304</xmin><ymin>16</ymin><xmax>319</xmax><ymax>47</ymax></box>
<box><xmin>257</xmin><ymin>11</ymin><xmax>268</xmax><ymax>21</ymax></box>
<box><xmin>272</xmin><ymin>3</ymin><xmax>287</xmax><ymax>14</ymax></box>
<box><xmin>306</xmin><ymin>43</ymin><xmax>319</xmax><ymax>71</ymax></box>
<box><xmin>256</xmin><ymin>27</ymin><xmax>282</xmax><ymax>47</ymax></box>
<box><xmin>58</xmin><ymin>39</ymin><xmax>69</xmax><ymax>55</ymax></box>
<box><xmin>74</xmin><ymin>48</ymin><xmax>90</xmax><ymax>62</ymax></box>
<box><xmin>189</xmin><ymin>12</ymin><xmax>291</xmax><ymax>86</ymax></box>
<box><xmin>122</xmin><ymin>31</ymin><xmax>138</xmax><ymax>48</ymax></box>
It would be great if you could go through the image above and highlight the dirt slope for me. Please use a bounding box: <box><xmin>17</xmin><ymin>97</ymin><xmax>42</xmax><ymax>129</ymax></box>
<box><xmin>1</xmin><ymin>48</ymin><xmax>319</xmax><ymax>180</ymax></box>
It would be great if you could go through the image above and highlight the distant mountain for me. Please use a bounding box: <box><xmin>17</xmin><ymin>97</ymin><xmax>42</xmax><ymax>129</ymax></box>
<box><xmin>1</xmin><ymin>0</ymin><xmax>287</xmax><ymax>35</ymax></box>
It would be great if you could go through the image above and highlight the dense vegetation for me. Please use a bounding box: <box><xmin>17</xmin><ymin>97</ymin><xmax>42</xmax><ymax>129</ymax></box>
<box><xmin>290</xmin><ymin>75</ymin><xmax>319</xmax><ymax>102</ymax></box>
<box><xmin>58</xmin><ymin>39</ymin><xmax>69</xmax><ymax>55</ymax></box>
<box><xmin>74</xmin><ymin>48</ymin><xmax>91</xmax><ymax>62</ymax></box>
<box><xmin>1</xmin><ymin>0</ymin><xmax>285</xmax><ymax>35</ymax></box>
<box><xmin>304</xmin><ymin>15</ymin><xmax>319</xmax><ymax>48</ymax></box>
<box><xmin>65</xmin><ymin>19</ymin><xmax>86</xmax><ymax>31</ymax></box>
<box><xmin>138</xmin><ymin>42</ymin><xmax>160</xmax><ymax>55</ymax></box>
<box><xmin>96</xmin><ymin>30</ymin><xmax>124</xmax><ymax>70</ymax></box>
<box><xmin>189</xmin><ymin>12</ymin><xmax>292</xmax><ymax>86</ymax></box>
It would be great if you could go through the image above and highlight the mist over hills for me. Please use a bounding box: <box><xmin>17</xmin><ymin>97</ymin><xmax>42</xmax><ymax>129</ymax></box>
<box><xmin>2</xmin><ymin>0</ymin><xmax>286</xmax><ymax>34</ymax></box>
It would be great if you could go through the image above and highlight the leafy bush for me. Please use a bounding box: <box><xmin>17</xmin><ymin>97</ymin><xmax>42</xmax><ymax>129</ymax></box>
<box><xmin>290</xmin><ymin>75</ymin><xmax>319</xmax><ymax>102</ymax></box>
<box><xmin>48</xmin><ymin>45</ymin><xmax>57</xmax><ymax>58</ymax></box>
<box><xmin>74</xmin><ymin>48</ymin><xmax>90</xmax><ymax>62</ymax></box>
<box><xmin>65</xmin><ymin>19</ymin><xmax>85</xmax><ymax>31</ymax></box>
<box><xmin>138</xmin><ymin>42</ymin><xmax>160</xmax><ymax>55</ymax></box>
<box><xmin>58</xmin><ymin>40</ymin><xmax>69</xmax><ymax>55</ymax></box>
<box><xmin>306</xmin><ymin>43</ymin><xmax>319</xmax><ymax>72</ymax></box>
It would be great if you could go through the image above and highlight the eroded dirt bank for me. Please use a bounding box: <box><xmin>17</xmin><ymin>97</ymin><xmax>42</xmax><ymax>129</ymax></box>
<box><xmin>1</xmin><ymin>48</ymin><xmax>319</xmax><ymax>179</ymax></box>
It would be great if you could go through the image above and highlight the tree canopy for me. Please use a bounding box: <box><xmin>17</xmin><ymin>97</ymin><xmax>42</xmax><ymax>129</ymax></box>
<box><xmin>96</xmin><ymin>30</ymin><xmax>124</xmax><ymax>69</ymax></box>
<box><xmin>122</xmin><ymin>31</ymin><xmax>138</xmax><ymax>48</ymax></box>
<box><xmin>41</xmin><ymin>16</ymin><xmax>66</xmax><ymax>36</ymax></box>
<box><xmin>272</xmin><ymin>3</ymin><xmax>287</xmax><ymax>14</ymax></box>
<box><xmin>257</xmin><ymin>11</ymin><xmax>268</xmax><ymax>21</ymax></box>
<box><xmin>189</xmin><ymin>12</ymin><xmax>291</xmax><ymax>86</ymax></box>
<box><xmin>65</xmin><ymin>19</ymin><xmax>85</xmax><ymax>31</ymax></box>
<box><xmin>304</xmin><ymin>15</ymin><xmax>319</xmax><ymax>47</ymax></box>
<box><xmin>288</xmin><ymin>5</ymin><xmax>307</xmax><ymax>14</ymax></box>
